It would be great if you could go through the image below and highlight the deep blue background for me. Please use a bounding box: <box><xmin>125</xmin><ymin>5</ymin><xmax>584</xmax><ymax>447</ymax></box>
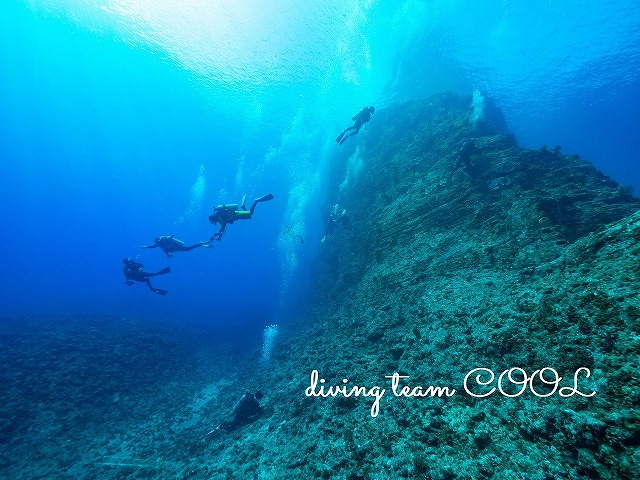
<box><xmin>1</xmin><ymin>0</ymin><xmax>638</xmax><ymax>342</ymax></box>
<box><xmin>0</xmin><ymin>1</ymin><xmax>305</xmax><ymax>330</ymax></box>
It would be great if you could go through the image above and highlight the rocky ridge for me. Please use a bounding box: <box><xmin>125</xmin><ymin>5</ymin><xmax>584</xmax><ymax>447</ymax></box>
<box><xmin>223</xmin><ymin>93</ymin><xmax>640</xmax><ymax>479</ymax></box>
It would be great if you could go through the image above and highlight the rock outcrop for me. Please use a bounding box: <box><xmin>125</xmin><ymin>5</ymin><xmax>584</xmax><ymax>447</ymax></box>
<box><xmin>211</xmin><ymin>93</ymin><xmax>640</xmax><ymax>479</ymax></box>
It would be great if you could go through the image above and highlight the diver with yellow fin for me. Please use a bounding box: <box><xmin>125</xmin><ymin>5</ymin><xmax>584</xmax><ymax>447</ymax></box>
<box><xmin>209</xmin><ymin>193</ymin><xmax>274</xmax><ymax>240</ymax></box>
<box><xmin>142</xmin><ymin>235</ymin><xmax>210</xmax><ymax>258</ymax></box>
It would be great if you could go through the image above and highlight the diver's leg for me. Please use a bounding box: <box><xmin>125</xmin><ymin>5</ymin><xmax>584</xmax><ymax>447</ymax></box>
<box><xmin>250</xmin><ymin>193</ymin><xmax>274</xmax><ymax>214</ymax></box>
<box><xmin>181</xmin><ymin>243</ymin><xmax>208</xmax><ymax>251</ymax></box>
<box><xmin>145</xmin><ymin>267</ymin><xmax>171</xmax><ymax>277</ymax></box>
<box><xmin>339</xmin><ymin>131</ymin><xmax>355</xmax><ymax>145</ymax></box>
<box><xmin>145</xmin><ymin>278</ymin><xmax>167</xmax><ymax>295</ymax></box>
<box><xmin>321</xmin><ymin>219</ymin><xmax>336</xmax><ymax>243</ymax></box>
<box><xmin>336</xmin><ymin>125</ymin><xmax>356</xmax><ymax>143</ymax></box>
<box><xmin>339</xmin><ymin>125</ymin><xmax>362</xmax><ymax>145</ymax></box>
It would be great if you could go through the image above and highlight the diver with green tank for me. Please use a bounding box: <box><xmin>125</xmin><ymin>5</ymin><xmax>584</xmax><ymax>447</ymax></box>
<box><xmin>209</xmin><ymin>193</ymin><xmax>274</xmax><ymax>240</ymax></box>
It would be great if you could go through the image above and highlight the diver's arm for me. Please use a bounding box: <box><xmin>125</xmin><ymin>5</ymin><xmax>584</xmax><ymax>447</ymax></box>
<box><xmin>210</xmin><ymin>224</ymin><xmax>226</xmax><ymax>241</ymax></box>
<box><xmin>142</xmin><ymin>244</ymin><xmax>158</xmax><ymax>249</ymax></box>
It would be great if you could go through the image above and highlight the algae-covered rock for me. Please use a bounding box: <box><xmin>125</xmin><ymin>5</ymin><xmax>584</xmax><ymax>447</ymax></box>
<box><xmin>205</xmin><ymin>93</ymin><xmax>639</xmax><ymax>479</ymax></box>
<box><xmin>283</xmin><ymin>94</ymin><xmax>638</xmax><ymax>478</ymax></box>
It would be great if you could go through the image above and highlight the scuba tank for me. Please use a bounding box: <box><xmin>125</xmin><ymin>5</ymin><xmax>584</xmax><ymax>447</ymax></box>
<box><xmin>168</xmin><ymin>237</ymin><xmax>184</xmax><ymax>247</ymax></box>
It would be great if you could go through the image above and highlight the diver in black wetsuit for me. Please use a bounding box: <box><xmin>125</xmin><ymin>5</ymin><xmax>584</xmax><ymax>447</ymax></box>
<box><xmin>321</xmin><ymin>204</ymin><xmax>351</xmax><ymax>243</ymax></box>
<box><xmin>122</xmin><ymin>258</ymin><xmax>170</xmax><ymax>295</ymax></box>
<box><xmin>450</xmin><ymin>139</ymin><xmax>479</xmax><ymax>176</ymax></box>
<box><xmin>336</xmin><ymin>106</ymin><xmax>375</xmax><ymax>146</ymax></box>
<box><xmin>209</xmin><ymin>193</ymin><xmax>274</xmax><ymax>241</ymax></box>
<box><xmin>205</xmin><ymin>391</ymin><xmax>264</xmax><ymax>436</ymax></box>
<box><xmin>142</xmin><ymin>235</ymin><xmax>210</xmax><ymax>258</ymax></box>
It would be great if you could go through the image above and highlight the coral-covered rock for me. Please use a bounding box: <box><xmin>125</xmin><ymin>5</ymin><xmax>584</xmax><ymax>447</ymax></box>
<box><xmin>259</xmin><ymin>93</ymin><xmax>640</xmax><ymax>479</ymax></box>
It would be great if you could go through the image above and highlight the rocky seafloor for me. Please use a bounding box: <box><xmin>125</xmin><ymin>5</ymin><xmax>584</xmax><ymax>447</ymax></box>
<box><xmin>2</xmin><ymin>93</ymin><xmax>639</xmax><ymax>479</ymax></box>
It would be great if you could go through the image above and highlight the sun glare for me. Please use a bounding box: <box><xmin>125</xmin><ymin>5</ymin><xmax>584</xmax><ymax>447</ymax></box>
<box><xmin>29</xmin><ymin>0</ymin><xmax>366</xmax><ymax>87</ymax></box>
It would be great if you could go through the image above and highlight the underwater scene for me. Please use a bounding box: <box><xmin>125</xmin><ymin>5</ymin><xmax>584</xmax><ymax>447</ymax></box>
<box><xmin>1</xmin><ymin>1</ymin><xmax>639</xmax><ymax>479</ymax></box>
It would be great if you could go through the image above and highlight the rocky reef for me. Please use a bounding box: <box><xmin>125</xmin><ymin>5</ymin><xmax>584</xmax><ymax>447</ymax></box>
<box><xmin>2</xmin><ymin>93</ymin><xmax>638</xmax><ymax>479</ymax></box>
<box><xmin>219</xmin><ymin>93</ymin><xmax>639</xmax><ymax>479</ymax></box>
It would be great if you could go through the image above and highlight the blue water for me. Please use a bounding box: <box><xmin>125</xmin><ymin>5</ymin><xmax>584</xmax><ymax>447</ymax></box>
<box><xmin>1</xmin><ymin>0</ymin><xmax>639</xmax><ymax>331</ymax></box>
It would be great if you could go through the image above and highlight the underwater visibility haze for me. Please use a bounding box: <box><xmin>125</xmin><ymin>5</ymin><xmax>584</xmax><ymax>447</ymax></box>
<box><xmin>1</xmin><ymin>0</ymin><xmax>639</xmax><ymax>478</ymax></box>
<box><xmin>1</xmin><ymin>0</ymin><xmax>639</xmax><ymax>321</ymax></box>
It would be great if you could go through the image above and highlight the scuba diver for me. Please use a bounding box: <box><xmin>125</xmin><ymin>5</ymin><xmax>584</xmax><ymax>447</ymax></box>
<box><xmin>205</xmin><ymin>391</ymin><xmax>264</xmax><ymax>436</ymax></box>
<box><xmin>450</xmin><ymin>139</ymin><xmax>480</xmax><ymax>177</ymax></box>
<box><xmin>321</xmin><ymin>204</ymin><xmax>351</xmax><ymax>243</ymax></box>
<box><xmin>335</xmin><ymin>106</ymin><xmax>375</xmax><ymax>146</ymax></box>
<box><xmin>209</xmin><ymin>193</ymin><xmax>274</xmax><ymax>241</ymax></box>
<box><xmin>142</xmin><ymin>234</ymin><xmax>210</xmax><ymax>258</ymax></box>
<box><xmin>122</xmin><ymin>258</ymin><xmax>170</xmax><ymax>295</ymax></box>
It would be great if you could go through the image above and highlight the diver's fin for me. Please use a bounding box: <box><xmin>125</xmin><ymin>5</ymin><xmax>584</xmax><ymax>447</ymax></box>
<box><xmin>336</xmin><ymin>131</ymin><xmax>345</xmax><ymax>143</ymax></box>
<box><xmin>256</xmin><ymin>193</ymin><xmax>274</xmax><ymax>203</ymax></box>
<box><xmin>154</xmin><ymin>288</ymin><xmax>168</xmax><ymax>296</ymax></box>
<box><xmin>241</xmin><ymin>194</ymin><xmax>246</xmax><ymax>210</ymax></box>
<box><xmin>157</xmin><ymin>267</ymin><xmax>171</xmax><ymax>275</ymax></box>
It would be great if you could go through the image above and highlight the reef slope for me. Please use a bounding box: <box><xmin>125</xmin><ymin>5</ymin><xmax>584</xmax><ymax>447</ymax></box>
<box><xmin>4</xmin><ymin>94</ymin><xmax>639</xmax><ymax>479</ymax></box>
<box><xmin>232</xmin><ymin>93</ymin><xmax>640</xmax><ymax>479</ymax></box>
